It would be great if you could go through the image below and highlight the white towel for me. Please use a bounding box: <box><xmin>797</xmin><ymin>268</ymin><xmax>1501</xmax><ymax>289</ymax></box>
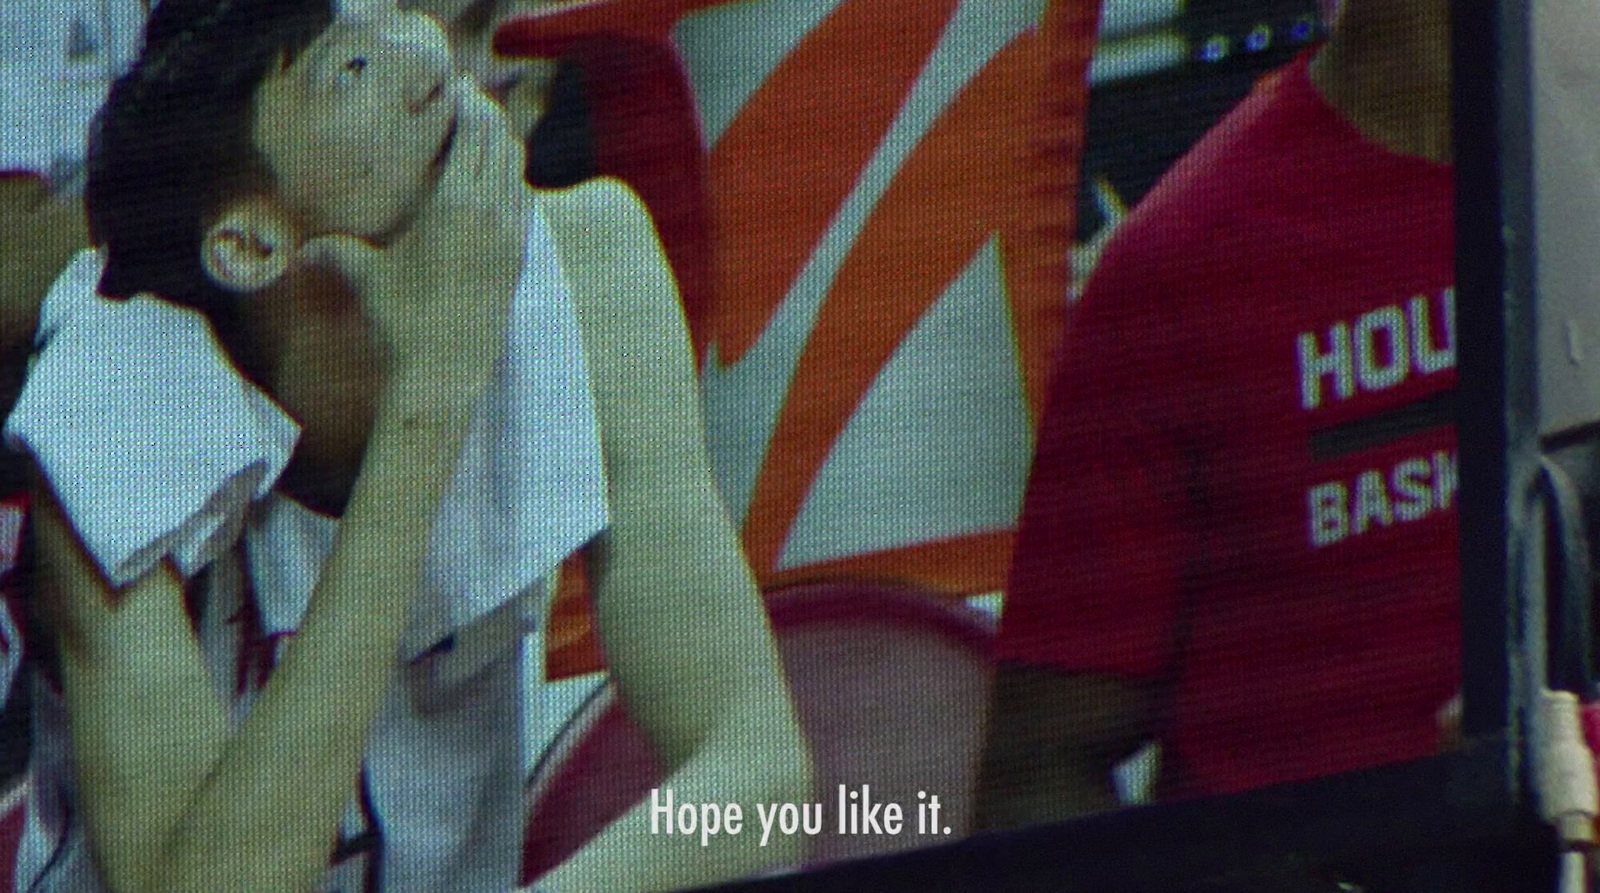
<box><xmin>4</xmin><ymin>205</ymin><xmax>609</xmax><ymax>659</ymax></box>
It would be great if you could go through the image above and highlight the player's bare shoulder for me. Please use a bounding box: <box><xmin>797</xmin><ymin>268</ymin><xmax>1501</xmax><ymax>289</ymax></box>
<box><xmin>535</xmin><ymin>177</ymin><xmax>688</xmax><ymax>348</ymax></box>
<box><xmin>534</xmin><ymin>175</ymin><xmax>654</xmax><ymax>243</ymax></box>
<box><xmin>535</xmin><ymin>177</ymin><xmax>701</xmax><ymax>478</ymax></box>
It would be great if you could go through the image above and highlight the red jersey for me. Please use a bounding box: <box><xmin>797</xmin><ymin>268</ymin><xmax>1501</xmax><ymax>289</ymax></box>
<box><xmin>995</xmin><ymin>53</ymin><xmax>1458</xmax><ymax>798</ymax></box>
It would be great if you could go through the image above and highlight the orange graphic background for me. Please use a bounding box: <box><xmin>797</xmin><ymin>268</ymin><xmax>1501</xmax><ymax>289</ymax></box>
<box><xmin>496</xmin><ymin>0</ymin><xmax>1098</xmax><ymax>679</ymax></box>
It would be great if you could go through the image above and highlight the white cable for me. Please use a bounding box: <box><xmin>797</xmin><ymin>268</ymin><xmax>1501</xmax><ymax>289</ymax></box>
<box><xmin>1558</xmin><ymin>850</ymin><xmax>1586</xmax><ymax>893</ymax></box>
<box><xmin>1532</xmin><ymin>690</ymin><xmax>1597</xmax><ymax>893</ymax></box>
<box><xmin>1535</xmin><ymin>691</ymin><xmax>1598</xmax><ymax>843</ymax></box>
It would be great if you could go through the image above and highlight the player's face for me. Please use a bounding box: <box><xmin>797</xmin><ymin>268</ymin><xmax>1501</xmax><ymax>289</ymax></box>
<box><xmin>253</xmin><ymin>1</ymin><xmax>457</xmax><ymax>240</ymax></box>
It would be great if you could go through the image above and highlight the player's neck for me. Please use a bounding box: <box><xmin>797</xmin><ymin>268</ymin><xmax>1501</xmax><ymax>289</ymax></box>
<box><xmin>247</xmin><ymin>269</ymin><xmax>383</xmax><ymax>518</ymax></box>
<box><xmin>1308</xmin><ymin>0</ymin><xmax>1451</xmax><ymax>164</ymax></box>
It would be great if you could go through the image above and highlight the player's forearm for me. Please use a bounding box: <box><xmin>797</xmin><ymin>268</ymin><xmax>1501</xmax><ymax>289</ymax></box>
<box><xmin>149</xmin><ymin>370</ymin><xmax>483</xmax><ymax>892</ymax></box>
<box><xmin>535</xmin><ymin>693</ymin><xmax>811</xmax><ymax>893</ymax></box>
<box><xmin>590</xmin><ymin>470</ymin><xmax>796</xmax><ymax>760</ymax></box>
<box><xmin>569</xmin><ymin>477</ymin><xmax>811</xmax><ymax>889</ymax></box>
<box><xmin>28</xmin><ymin>467</ymin><xmax>236</xmax><ymax>893</ymax></box>
<box><xmin>52</xmin><ymin>569</ymin><xmax>231</xmax><ymax>893</ymax></box>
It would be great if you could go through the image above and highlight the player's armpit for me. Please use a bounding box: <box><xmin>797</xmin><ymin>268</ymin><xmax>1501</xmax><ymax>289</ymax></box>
<box><xmin>30</xmin><ymin>481</ymin><xmax>231</xmax><ymax>893</ymax></box>
<box><xmin>974</xmin><ymin>665</ymin><xmax>1157</xmax><ymax>830</ymax></box>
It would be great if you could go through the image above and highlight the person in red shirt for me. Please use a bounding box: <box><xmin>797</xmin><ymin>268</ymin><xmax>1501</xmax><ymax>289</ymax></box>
<box><xmin>977</xmin><ymin>0</ymin><xmax>1454</xmax><ymax>827</ymax></box>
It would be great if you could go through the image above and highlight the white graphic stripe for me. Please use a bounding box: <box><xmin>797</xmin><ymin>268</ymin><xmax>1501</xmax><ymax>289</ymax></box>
<box><xmin>672</xmin><ymin>0</ymin><xmax>849</xmax><ymax>149</ymax></box>
<box><xmin>700</xmin><ymin>0</ymin><xmax>1049</xmax><ymax>524</ymax></box>
<box><xmin>778</xmin><ymin>236</ymin><xmax>1034</xmax><ymax>569</ymax></box>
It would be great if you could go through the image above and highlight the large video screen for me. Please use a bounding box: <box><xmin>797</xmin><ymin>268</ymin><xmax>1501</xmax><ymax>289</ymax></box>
<box><xmin>0</xmin><ymin>1</ymin><xmax>1463</xmax><ymax>891</ymax></box>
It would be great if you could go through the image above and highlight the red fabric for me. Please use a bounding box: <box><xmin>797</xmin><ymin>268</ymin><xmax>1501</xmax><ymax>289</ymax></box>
<box><xmin>726</xmin><ymin>20</ymin><xmax>1072</xmax><ymax>584</ymax></box>
<box><xmin>0</xmin><ymin>792</ymin><xmax>21</xmax><ymax>893</ymax></box>
<box><xmin>574</xmin><ymin>37</ymin><xmax>714</xmax><ymax>363</ymax></box>
<box><xmin>995</xmin><ymin>54</ymin><xmax>1458</xmax><ymax>798</ymax></box>
<box><xmin>1581</xmin><ymin>702</ymin><xmax>1600</xmax><ymax>760</ymax></box>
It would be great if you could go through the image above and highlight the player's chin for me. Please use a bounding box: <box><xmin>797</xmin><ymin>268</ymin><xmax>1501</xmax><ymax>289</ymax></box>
<box><xmin>355</xmin><ymin>181</ymin><xmax>432</xmax><ymax>244</ymax></box>
<box><xmin>391</xmin><ymin>139</ymin><xmax>450</xmax><ymax>199</ymax></box>
<box><xmin>394</xmin><ymin>173</ymin><xmax>451</xmax><ymax>235</ymax></box>
<box><xmin>429</xmin><ymin>114</ymin><xmax>459</xmax><ymax>174</ymax></box>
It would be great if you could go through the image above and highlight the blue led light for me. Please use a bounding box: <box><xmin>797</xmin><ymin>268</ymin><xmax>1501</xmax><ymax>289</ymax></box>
<box><xmin>1201</xmin><ymin>35</ymin><xmax>1229</xmax><ymax>62</ymax></box>
<box><xmin>1289</xmin><ymin>16</ymin><xmax>1316</xmax><ymax>43</ymax></box>
<box><xmin>1245</xmin><ymin>24</ymin><xmax>1272</xmax><ymax>52</ymax></box>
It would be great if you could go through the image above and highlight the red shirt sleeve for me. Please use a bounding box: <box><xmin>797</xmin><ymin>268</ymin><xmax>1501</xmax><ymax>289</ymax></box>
<box><xmin>994</xmin><ymin>219</ymin><xmax>1203</xmax><ymax>682</ymax></box>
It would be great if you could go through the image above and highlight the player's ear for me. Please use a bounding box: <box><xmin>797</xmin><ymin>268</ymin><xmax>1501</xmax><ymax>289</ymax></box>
<box><xmin>201</xmin><ymin>199</ymin><xmax>297</xmax><ymax>293</ymax></box>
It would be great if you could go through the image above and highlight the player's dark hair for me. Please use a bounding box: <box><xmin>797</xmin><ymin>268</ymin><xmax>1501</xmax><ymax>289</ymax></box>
<box><xmin>526</xmin><ymin>59</ymin><xmax>594</xmax><ymax>188</ymax></box>
<box><xmin>85</xmin><ymin>0</ymin><xmax>334</xmax><ymax>371</ymax></box>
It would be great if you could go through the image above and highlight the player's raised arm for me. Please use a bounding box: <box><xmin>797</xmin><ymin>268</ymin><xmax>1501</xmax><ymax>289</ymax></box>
<box><xmin>537</xmin><ymin>177</ymin><xmax>812</xmax><ymax>892</ymax></box>
<box><xmin>28</xmin><ymin>483</ymin><xmax>232</xmax><ymax>893</ymax></box>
